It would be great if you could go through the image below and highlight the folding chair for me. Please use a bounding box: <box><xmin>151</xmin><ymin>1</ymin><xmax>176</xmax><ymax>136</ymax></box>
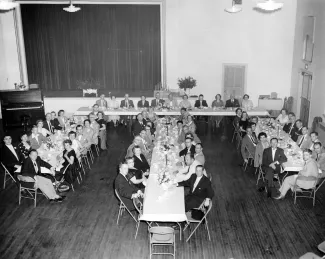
<box><xmin>231</xmin><ymin>120</ymin><xmax>241</xmax><ymax>143</ymax></box>
<box><xmin>17</xmin><ymin>175</ymin><xmax>45</xmax><ymax>208</ymax></box>
<box><xmin>94</xmin><ymin>143</ymin><xmax>100</xmax><ymax>156</ymax></box>
<box><xmin>1</xmin><ymin>162</ymin><xmax>17</xmax><ymax>189</ymax></box>
<box><xmin>149</xmin><ymin>227</ymin><xmax>175</xmax><ymax>259</ymax></box>
<box><xmin>87</xmin><ymin>146</ymin><xmax>94</xmax><ymax>163</ymax></box>
<box><xmin>115</xmin><ymin>189</ymin><xmax>137</xmax><ymax>225</ymax></box>
<box><xmin>78</xmin><ymin>156</ymin><xmax>86</xmax><ymax>175</ymax></box>
<box><xmin>242</xmin><ymin>146</ymin><xmax>254</xmax><ymax>171</ymax></box>
<box><xmin>183</xmin><ymin>200</ymin><xmax>212</xmax><ymax>242</ymax></box>
<box><xmin>293</xmin><ymin>176</ymin><xmax>318</xmax><ymax>206</ymax></box>
<box><xmin>256</xmin><ymin>165</ymin><xmax>265</xmax><ymax>185</ymax></box>
<box><xmin>80</xmin><ymin>148</ymin><xmax>91</xmax><ymax>169</ymax></box>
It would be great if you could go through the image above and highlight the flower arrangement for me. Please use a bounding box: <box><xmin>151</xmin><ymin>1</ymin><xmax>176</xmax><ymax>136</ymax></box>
<box><xmin>77</xmin><ymin>78</ymin><xmax>101</xmax><ymax>90</ymax></box>
<box><xmin>157</xmin><ymin>168</ymin><xmax>172</xmax><ymax>185</ymax></box>
<box><xmin>45</xmin><ymin>138</ymin><xmax>55</xmax><ymax>150</ymax></box>
<box><xmin>177</xmin><ymin>76</ymin><xmax>197</xmax><ymax>93</ymax></box>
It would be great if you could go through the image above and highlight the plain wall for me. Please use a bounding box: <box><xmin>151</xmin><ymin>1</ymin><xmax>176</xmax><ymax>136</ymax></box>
<box><xmin>165</xmin><ymin>0</ymin><xmax>297</xmax><ymax>106</ymax></box>
<box><xmin>290</xmin><ymin>0</ymin><xmax>325</xmax><ymax>125</ymax></box>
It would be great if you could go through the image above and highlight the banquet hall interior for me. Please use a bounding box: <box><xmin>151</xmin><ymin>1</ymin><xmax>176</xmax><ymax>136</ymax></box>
<box><xmin>1</xmin><ymin>0</ymin><xmax>325</xmax><ymax>258</ymax></box>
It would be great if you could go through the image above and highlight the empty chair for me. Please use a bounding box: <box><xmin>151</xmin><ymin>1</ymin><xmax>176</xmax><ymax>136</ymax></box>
<box><xmin>149</xmin><ymin>227</ymin><xmax>175</xmax><ymax>259</ymax></box>
<box><xmin>1</xmin><ymin>162</ymin><xmax>17</xmax><ymax>189</ymax></box>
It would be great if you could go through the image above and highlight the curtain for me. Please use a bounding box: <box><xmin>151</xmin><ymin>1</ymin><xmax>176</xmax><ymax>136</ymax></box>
<box><xmin>21</xmin><ymin>4</ymin><xmax>161</xmax><ymax>91</ymax></box>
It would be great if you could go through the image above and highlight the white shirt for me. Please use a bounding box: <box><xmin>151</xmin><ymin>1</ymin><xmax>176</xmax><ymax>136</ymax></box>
<box><xmin>192</xmin><ymin>175</ymin><xmax>203</xmax><ymax>192</ymax></box>
<box><xmin>248</xmin><ymin>134</ymin><xmax>257</xmax><ymax>146</ymax></box>
<box><xmin>32</xmin><ymin>160</ymin><xmax>38</xmax><ymax>173</ymax></box>
<box><xmin>6</xmin><ymin>144</ymin><xmax>19</xmax><ymax>161</ymax></box>
<box><xmin>177</xmin><ymin>160</ymin><xmax>206</xmax><ymax>182</ymax></box>
<box><xmin>272</xmin><ymin>148</ymin><xmax>277</xmax><ymax>161</ymax></box>
<box><xmin>32</xmin><ymin>134</ymin><xmax>39</xmax><ymax>143</ymax></box>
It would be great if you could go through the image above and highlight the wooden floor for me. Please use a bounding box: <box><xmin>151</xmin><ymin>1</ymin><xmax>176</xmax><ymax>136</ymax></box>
<box><xmin>1</xmin><ymin>125</ymin><xmax>325</xmax><ymax>259</ymax></box>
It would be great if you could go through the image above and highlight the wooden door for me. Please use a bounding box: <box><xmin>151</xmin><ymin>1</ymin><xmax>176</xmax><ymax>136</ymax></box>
<box><xmin>299</xmin><ymin>72</ymin><xmax>312</xmax><ymax>126</ymax></box>
<box><xmin>222</xmin><ymin>64</ymin><xmax>246</xmax><ymax>101</ymax></box>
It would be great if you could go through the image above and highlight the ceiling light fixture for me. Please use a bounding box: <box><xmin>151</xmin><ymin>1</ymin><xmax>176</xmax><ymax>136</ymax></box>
<box><xmin>256</xmin><ymin>0</ymin><xmax>283</xmax><ymax>11</ymax></box>
<box><xmin>225</xmin><ymin>0</ymin><xmax>242</xmax><ymax>13</ymax></box>
<box><xmin>63</xmin><ymin>0</ymin><xmax>81</xmax><ymax>12</ymax></box>
<box><xmin>0</xmin><ymin>0</ymin><xmax>19</xmax><ymax>11</ymax></box>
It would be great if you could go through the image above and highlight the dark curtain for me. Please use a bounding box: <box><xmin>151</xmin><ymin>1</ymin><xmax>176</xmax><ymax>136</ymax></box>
<box><xmin>21</xmin><ymin>4</ymin><xmax>161</xmax><ymax>91</ymax></box>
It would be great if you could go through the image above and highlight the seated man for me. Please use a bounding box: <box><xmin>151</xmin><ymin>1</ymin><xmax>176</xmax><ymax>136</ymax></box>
<box><xmin>137</xmin><ymin>95</ymin><xmax>149</xmax><ymax>109</ymax></box>
<box><xmin>150</xmin><ymin>92</ymin><xmax>164</xmax><ymax>108</ymax></box>
<box><xmin>120</xmin><ymin>93</ymin><xmax>134</xmax><ymax>125</ymax></box>
<box><xmin>144</xmin><ymin>126</ymin><xmax>154</xmax><ymax>147</ymax></box>
<box><xmin>296</xmin><ymin>126</ymin><xmax>312</xmax><ymax>149</ymax></box>
<box><xmin>259</xmin><ymin>138</ymin><xmax>287</xmax><ymax>197</ymax></box>
<box><xmin>176</xmin><ymin>120</ymin><xmax>183</xmax><ymax>137</ymax></box>
<box><xmin>178</xmin><ymin>125</ymin><xmax>201</xmax><ymax>145</ymax></box>
<box><xmin>19</xmin><ymin>149</ymin><xmax>64</xmax><ymax>202</ymax></box>
<box><xmin>225</xmin><ymin>94</ymin><xmax>240</xmax><ymax>108</ymax></box>
<box><xmin>313</xmin><ymin>142</ymin><xmax>325</xmax><ymax>178</ymax></box>
<box><xmin>29</xmin><ymin>125</ymin><xmax>48</xmax><ymax>149</ymax></box>
<box><xmin>89</xmin><ymin>104</ymin><xmax>99</xmax><ymax>118</ymax></box>
<box><xmin>179</xmin><ymin>137</ymin><xmax>195</xmax><ymax>158</ymax></box>
<box><xmin>274</xmin><ymin>149</ymin><xmax>319</xmax><ymax>199</ymax></box>
<box><xmin>133</xmin><ymin>145</ymin><xmax>150</xmax><ymax>173</ymax></box>
<box><xmin>194</xmin><ymin>143</ymin><xmax>205</xmax><ymax>166</ymax></box>
<box><xmin>140</xmin><ymin>129</ymin><xmax>153</xmax><ymax>151</ymax></box>
<box><xmin>291</xmin><ymin>119</ymin><xmax>303</xmax><ymax>142</ymax></box>
<box><xmin>194</xmin><ymin>94</ymin><xmax>208</xmax><ymax>109</ymax></box>
<box><xmin>177</xmin><ymin>165</ymin><xmax>214</xmax><ymax>212</ymax></box>
<box><xmin>283</xmin><ymin>113</ymin><xmax>296</xmax><ymax>133</ymax></box>
<box><xmin>165</xmin><ymin>93</ymin><xmax>178</xmax><ymax>109</ymax></box>
<box><xmin>96</xmin><ymin>94</ymin><xmax>108</xmax><ymax>108</ymax></box>
<box><xmin>309</xmin><ymin>131</ymin><xmax>321</xmax><ymax>150</ymax></box>
<box><xmin>241</xmin><ymin>124</ymin><xmax>257</xmax><ymax>164</ymax></box>
<box><xmin>89</xmin><ymin>114</ymin><xmax>100</xmax><ymax>145</ymax></box>
<box><xmin>175</xmin><ymin>153</ymin><xmax>206</xmax><ymax>182</ymax></box>
<box><xmin>0</xmin><ymin>135</ymin><xmax>23</xmax><ymax>172</ymax></box>
<box><xmin>114</xmin><ymin>162</ymin><xmax>143</xmax><ymax>209</ymax></box>
<box><xmin>132</xmin><ymin>113</ymin><xmax>145</xmax><ymax>136</ymax></box>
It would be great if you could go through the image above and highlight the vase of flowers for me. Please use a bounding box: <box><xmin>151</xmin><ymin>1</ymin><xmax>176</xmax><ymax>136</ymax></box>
<box><xmin>177</xmin><ymin>76</ymin><xmax>197</xmax><ymax>96</ymax></box>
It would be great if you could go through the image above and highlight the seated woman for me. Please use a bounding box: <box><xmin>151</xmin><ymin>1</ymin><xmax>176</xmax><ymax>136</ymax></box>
<box><xmin>186</xmin><ymin>115</ymin><xmax>196</xmax><ymax>133</ymax></box>
<box><xmin>146</xmin><ymin>121</ymin><xmax>155</xmax><ymax>136</ymax></box>
<box><xmin>254</xmin><ymin>132</ymin><xmax>270</xmax><ymax>168</ymax></box>
<box><xmin>239</xmin><ymin>111</ymin><xmax>249</xmax><ymax>136</ymax></box>
<box><xmin>18</xmin><ymin>132</ymin><xmax>32</xmax><ymax>159</ymax></box>
<box><xmin>125</xmin><ymin>156</ymin><xmax>148</xmax><ymax>189</ymax></box>
<box><xmin>133</xmin><ymin>145</ymin><xmax>150</xmax><ymax>173</ymax></box>
<box><xmin>57</xmin><ymin>110</ymin><xmax>68</xmax><ymax>129</ymax></box>
<box><xmin>241</xmin><ymin>94</ymin><xmax>253</xmax><ymax>110</ymax></box>
<box><xmin>83</xmin><ymin>119</ymin><xmax>95</xmax><ymax>145</ymax></box>
<box><xmin>179</xmin><ymin>94</ymin><xmax>192</xmax><ymax>109</ymax></box>
<box><xmin>68</xmin><ymin>131</ymin><xmax>82</xmax><ymax>157</ymax></box>
<box><xmin>211</xmin><ymin>94</ymin><xmax>224</xmax><ymax>128</ymax></box>
<box><xmin>96</xmin><ymin>111</ymin><xmax>107</xmax><ymax>150</ymax></box>
<box><xmin>36</xmin><ymin>120</ymin><xmax>52</xmax><ymax>137</ymax></box>
<box><xmin>107</xmin><ymin>95</ymin><xmax>120</xmax><ymax>127</ymax></box>
<box><xmin>276</xmin><ymin>109</ymin><xmax>289</xmax><ymax>125</ymax></box>
<box><xmin>56</xmin><ymin>139</ymin><xmax>80</xmax><ymax>185</ymax></box>
<box><xmin>147</xmin><ymin>107</ymin><xmax>157</xmax><ymax>124</ymax></box>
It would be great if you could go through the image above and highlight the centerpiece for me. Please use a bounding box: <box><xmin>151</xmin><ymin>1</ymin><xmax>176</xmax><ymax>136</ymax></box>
<box><xmin>177</xmin><ymin>76</ymin><xmax>197</xmax><ymax>96</ymax></box>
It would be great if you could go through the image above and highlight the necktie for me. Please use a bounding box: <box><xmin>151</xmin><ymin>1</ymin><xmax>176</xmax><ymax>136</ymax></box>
<box><xmin>249</xmin><ymin>135</ymin><xmax>256</xmax><ymax>145</ymax></box>
<box><xmin>316</xmin><ymin>154</ymin><xmax>319</xmax><ymax>161</ymax></box>
<box><xmin>33</xmin><ymin>161</ymin><xmax>38</xmax><ymax>173</ymax></box>
<box><xmin>48</xmin><ymin>121</ymin><xmax>52</xmax><ymax>132</ymax></box>
<box><xmin>289</xmin><ymin>124</ymin><xmax>294</xmax><ymax>134</ymax></box>
<box><xmin>299</xmin><ymin>136</ymin><xmax>305</xmax><ymax>146</ymax></box>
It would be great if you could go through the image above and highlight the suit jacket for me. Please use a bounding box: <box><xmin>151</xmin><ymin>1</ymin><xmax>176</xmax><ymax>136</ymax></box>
<box><xmin>132</xmin><ymin>121</ymin><xmax>145</xmax><ymax>136</ymax></box>
<box><xmin>96</xmin><ymin>99</ymin><xmax>108</xmax><ymax>108</ymax></box>
<box><xmin>225</xmin><ymin>99</ymin><xmax>240</xmax><ymax>108</ymax></box>
<box><xmin>262</xmin><ymin>147</ymin><xmax>287</xmax><ymax>169</ymax></box>
<box><xmin>0</xmin><ymin>144</ymin><xmax>22</xmax><ymax>170</ymax></box>
<box><xmin>296</xmin><ymin>135</ymin><xmax>312</xmax><ymax>149</ymax></box>
<box><xmin>313</xmin><ymin>151</ymin><xmax>325</xmax><ymax>172</ymax></box>
<box><xmin>133</xmin><ymin>154</ymin><xmax>150</xmax><ymax>172</ymax></box>
<box><xmin>120</xmin><ymin>99</ymin><xmax>134</xmax><ymax>108</ymax></box>
<box><xmin>29</xmin><ymin>134</ymin><xmax>48</xmax><ymax>150</ymax></box>
<box><xmin>21</xmin><ymin>156</ymin><xmax>52</xmax><ymax>178</ymax></box>
<box><xmin>137</xmin><ymin>100</ymin><xmax>149</xmax><ymax>108</ymax></box>
<box><xmin>194</xmin><ymin>100</ymin><xmax>208</xmax><ymax>108</ymax></box>
<box><xmin>51</xmin><ymin>118</ymin><xmax>62</xmax><ymax>130</ymax></box>
<box><xmin>283</xmin><ymin>122</ymin><xmax>294</xmax><ymax>133</ymax></box>
<box><xmin>178</xmin><ymin>174</ymin><xmax>214</xmax><ymax>200</ymax></box>
<box><xmin>150</xmin><ymin>98</ymin><xmax>164</xmax><ymax>108</ymax></box>
<box><xmin>114</xmin><ymin>173</ymin><xmax>140</xmax><ymax>209</ymax></box>
<box><xmin>43</xmin><ymin>120</ymin><xmax>54</xmax><ymax>133</ymax></box>
<box><xmin>179</xmin><ymin>145</ymin><xmax>196</xmax><ymax>158</ymax></box>
<box><xmin>241</xmin><ymin>134</ymin><xmax>257</xmax><ymax>160</ymax></box>
<box><xmin>164</xmin><ymin>99</ymin><xmax>178</xmax><ymax>108</ymax></box>
<box><xmin>291</xmin><ymin>127</ymin><xmax>302</xmax><ymax>142</ymax></box>
<box><xmin>254</xmin><ymin>142</ymin><xmax>269</xmax><ymax>167</ymax></box>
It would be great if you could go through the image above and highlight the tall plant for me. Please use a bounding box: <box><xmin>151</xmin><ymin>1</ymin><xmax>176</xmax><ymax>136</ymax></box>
<box><xmin>177</xmin><ymin>76</ymin><xmax>197</xmax><ymax>93</ymax></box>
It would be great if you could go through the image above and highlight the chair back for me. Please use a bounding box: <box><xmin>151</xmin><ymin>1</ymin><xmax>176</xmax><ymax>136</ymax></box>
<box><xmin>115</xmin><ymin>189</ymin><xmax>128</xmax><ymax>208</ymax></box>
<box><xmin>294</xmin><ymin>175</ymin><xmax>318</xmax><ymax>190</ymax></box>
<box><xmin>133</xmin><ymin>198</ymin><xmax>143</xmax><ymax>215</ymax></box>
<box><xmin>57</xmin><ymin>165</ymin><xmax>70</xmax><ymax>185</ymax></box>
<box><xmin>196</xmin><ymin>200</ymin><xmax>213</xmax><ymax>221</ymax></box>
<box><xmin>149</xmin><ymin>227</ymin><xmax>175</xmax><ymax>243</ymax></box>
<box><xmin>1</xmin><ymin>162</ymin><xmax>9</xmax><ymax>173</ymax></box>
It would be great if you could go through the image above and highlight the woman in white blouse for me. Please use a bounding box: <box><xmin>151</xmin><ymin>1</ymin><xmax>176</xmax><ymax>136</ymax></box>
<box><xmin>179</xmin><ymin>95</ymin><xmax>192</xmax><ymax>109</ymax></box>
<box><xmin>107</xmin><ymin>95</ymin><xmax>120</xmax><ymax>126</ymax></box>
<box><xmin>36</xmin><ymin>120</ymin><xmax>52</xmax><ymax>137</ymax></box>
<box><xmin>241</xmin><ymin>94</ymin><xmax>253</xmax><ymax>110</ymax></box>
<box><xmin>276</xmin><ymin>109</ymin><xmax>289</xmax><ymax>125</ymax></box>
<box><xmin>186</xmin><ymin>115</ymin><xmax>196</xmax><ymax>133</ymax></box>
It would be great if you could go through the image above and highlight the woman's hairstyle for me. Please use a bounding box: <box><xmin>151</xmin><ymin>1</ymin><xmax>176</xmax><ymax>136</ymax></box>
<box><xmin>258</xmin><ymin>132</ymin><xmax>267</xmax><ymax>140</ymax></box>
<box><xmin>97</xmin><ymin>111</ymin><xmax>104</xmax><ymax>117</ymax></box>
<box><xmin>58</xmin><ymin>110</ymin><xmax>65</xmax><ymax>116</ymax></box>
<box><xmin>183</xmin><ymin>94</ymin><xmax>188</xmax><ymax>99</ymax></box>
<box><xmin>243</xmin><ymin>94</ymin><xmax>249</xmax><ymax>99</ymax></box>
<box><xmin>84</xmin><ymin>119</ymin><xmax>90</xmax><ymax>125</ymax></box>
<box><xmin>235</xmin><ymin>108</ymin><xmax>242</xmax><ymax>114</ymax></box>
<box><xmin>36</xmin><ymin>120</ymin><xmax>43</xmax><ymax>125</ymax></box>
<box><xmin>216</xmin><ymin>94</ymin><xmax>221</xmax><ymax>99</ymax></box>
<box><xmin>125</xmin><ymin>156</ymin><xmax>134</xmax><ymax>162</ymax></box>
<box><xmin>303</xmin><ymin>148</ymin><xmax>312</xmax><ymax>155</ymax></box>
<box><xmin>68</xmin><ymin>131</ymin><xmax>76</xmax><ymax>137</ymax></box>
<box><xmin>63</xmin><ymin>139</ymin><xmax>72</xmax><ymax>146</ymax></box>
<box><xmin>280</xmin><ymin>108</ymin><xmax>287</xmax><ymax>114</ymax></box>
<box><xmin>19</xmin><ymin>132</ymin><xmax>28</xmax><ymax>140</ymax></box>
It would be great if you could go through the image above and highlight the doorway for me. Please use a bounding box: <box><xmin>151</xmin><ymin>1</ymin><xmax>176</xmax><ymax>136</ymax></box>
<box><xmin>298</xmin><ymin>71</ymin><xmax>313</xmax><ymax>126</ymax></box>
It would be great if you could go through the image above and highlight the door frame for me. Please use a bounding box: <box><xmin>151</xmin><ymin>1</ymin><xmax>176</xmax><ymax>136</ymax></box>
<box><xmin>297</xmin><ymin>69</ymin><xmax>313</xmax><ymax>126</ymax></box>
<box><xmin>221</xmin><ymin>63</ymin><xmax>248</xmax><ymax>100</ymax></box>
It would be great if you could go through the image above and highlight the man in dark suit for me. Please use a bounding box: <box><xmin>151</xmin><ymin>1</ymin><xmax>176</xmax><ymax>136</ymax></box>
<box><xmin>43</xmin><ymin>113</ymin><xmax>54</xmax><ymax>134</ymax></box>
<box><xmin>120</xmin><ymin>93</ymin><xmax>134</xmax><ymax>109</ymax></box>
<box><xmin>225</xmin><ymin>94</ymin><xmax>240</xmax><ymax>108</ymax></box>
<box><xmin>283</xmin><ymin>113</ymin><xmax>295</xmax><ymax>133</ymax></box>
<box><xmin>0</xmin><ymin>135</ymin><xmax>23</xmax><ymax>172</ymax></box>
<box><xmin>151</xmin><ymin>92</ymin><xmax>164</xmax><ymax>108</ymax></box>
<box><xmin>179</xmin><ymin>137</ymin><xmax>196</xmax><ymax>158</ymax></box>
<box><xmin>177</xmin><ymin>165</ymin><xmax>214</xmax><ymax>212</ymax></box>
<box><xmin>137</xmin><ymin>96</ymin><xmax>149</xmax><ymax>109</ymax></box>
<box><xmin>291</xmin><ymin>119</ymin><xmax>303</xmax><ymax>142</ymax></box>
<box><xmin>260</xmin><ymin>138</ymin><xmax>287</xmax><ymax>197</ymax></box>
<box><xmin>20</xmin><ymin>149</ymin><xmax>64</xmax><ymax>202</ymax></box>
<box><xmin>132</xmin><ymin>114</ymin><xmax>145</xmax><ymax>136</ymax></box>
<box><xmin>50</xmin><ymin>111</ymin><xmax>62</xmax><ymax>130</ymax></box>
<box><xmin>194</xmin><ymin>94</ymin><xmax>208</xmax><ymax>109</ymax></box>
<box><xmin>241</xmin><ymin>124</ymin><xmax>257</xmax><ymax>164</ymax></box>
<box><xmin>96</xmin><ymin>94</ymin><xmax>108</xmax><ymax>108</ymax></box>
<box><xmin>114</xmin><ymin>162</ymin><xmax>143</xmax><ymax>209</ymax></box>
<box><xmin>133</xmin><ymin>145</ymin><xmax>150</xmax><ymax>172</ymax></box>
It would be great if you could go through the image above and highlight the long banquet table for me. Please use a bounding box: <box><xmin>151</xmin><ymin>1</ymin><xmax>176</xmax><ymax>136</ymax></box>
<box><xmin>74</xmin><ymin>107</ymin><xmax>269</xmax><ymax>116</ymax></box>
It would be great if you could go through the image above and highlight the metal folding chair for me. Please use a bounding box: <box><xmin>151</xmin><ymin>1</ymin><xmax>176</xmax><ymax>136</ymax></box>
<box><xmin>256</xmin><ymin>165</ymin><xmax>265</xmax><ymax>185</ymax></box>
<box><xmin>17</xmin><ymin>175</ymin><xmax>45</xmax><ymax>208</ymax></box>
<box><xmin>293</xmin><ymin>176</ymin><xmax>318</xmax><ymax>206</ymax></box>
<box><xmin>242</xmin><ymin>146</ymin><xmax>254</xmax><ymax>171</ymax></box>
<box><xmin>78</xmin><ymin>156</ymin><xmax>86</xmax><ymax>175</ymax></box>
<box><xmin>149</xmin><ymin>227</ymin><xmax>175</xmax><ymax>259</ymax></box>
<box><xmin>115</xmin><ymin>189</ymin><xmax>137</xmax><ymax>225</ymax></box>
<box><xmin>1</xmin><ymin>162</ymin><xmax>17</xmax><ymax>189</ymax></box>
<box><xmin>87</xmin><ymin>146</ymin><xmax>94</xmax><ymax>163</ymax></box>
<box><xmin>231</xmin><ymin>120</ymin><xmax>241</xmax><ymax>143</ymax></box>
<box><xmin>183</xmin><ymin>200</ymin><xmax>212</xmax><ymax>242</ymax></box>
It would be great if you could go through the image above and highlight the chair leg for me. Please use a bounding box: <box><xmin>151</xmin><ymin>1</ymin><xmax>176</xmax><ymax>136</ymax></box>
<box><xmin>76</xmin><ymin>177</ymin><xmax>80</xmax><ymax>185</ymax></box>
<box><xmin>19</xmin><ymin>185</ymin><xmax>21</xmax><ymax>205</ymax></box>
<box><xmin>3</xmin><ymin>172</ymin><xmax>6</xmax><ymax>189</ymax></box>
<box><xmin>186</xmin><ymin>222</ymin><xmax>202</xmax><ymax>242</ymax></box>
<box><xmin>71</xmin><ymin>183</ymin><xmax>75</xmax><ymax>192</ymax></box>
<box><xmin>134</xmin><ymin>221</ymin><xmax>140</xmax><ymax>239</ymax></box>
<box><xmin>78</xmin><ymin>171</ymin><xmax>83</xmax><ymax>181</ymax></box>
<box><xmin>205</xmin><ymin>219</ymin><xmax>211</xmax><ymax>241</ymax></box>
<box><xmin>34</xmin><ymin>189</ymin><xmax>37</xmax><ymax>208</ymax></box>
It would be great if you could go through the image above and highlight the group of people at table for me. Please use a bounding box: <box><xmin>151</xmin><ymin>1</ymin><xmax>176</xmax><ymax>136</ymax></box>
<box><xmin>0</xmin><ymin>109</ymin><xmax>107</xmax><ymax>203</ymax></box>
<box><xmin>238</xmin><ymin>107</ymin><xmax>325</xmax><ymax>199</ymax></box>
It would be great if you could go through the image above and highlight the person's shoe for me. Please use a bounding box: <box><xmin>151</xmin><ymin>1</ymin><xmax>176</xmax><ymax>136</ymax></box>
<box><xmin>273</xmin><ymin>195</ymin><xmax>283</xmax><ymax>200</ymax></box>
<box><xmin>54</xmin><ymin>195</ymin><xmax>66</xmax><ymax>203</ymax></box>
<box><xmin>258</xmin><ymin>186</ymin><xmax>265</xmax><ymax>192</ymax></box>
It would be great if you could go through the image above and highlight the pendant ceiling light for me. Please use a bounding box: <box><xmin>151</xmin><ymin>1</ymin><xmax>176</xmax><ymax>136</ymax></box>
<box><xmin>0</xmin><ymin>0</ymin><xmax>18</xmax><ymax>10</ymax></box>
<box><xmin>63</xmin><ymin>0</ymin><xmax>81</xmax><ymax>12</ymax></box>
<box><xmin>256</xmin><ymin>0</ymin><xmax>283</xmax><ymax>11</ymax></box>
<box><xmin>225</xmin><ymin>0</ymin><xmax>242</xmax><ymax>13</ymax></box>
